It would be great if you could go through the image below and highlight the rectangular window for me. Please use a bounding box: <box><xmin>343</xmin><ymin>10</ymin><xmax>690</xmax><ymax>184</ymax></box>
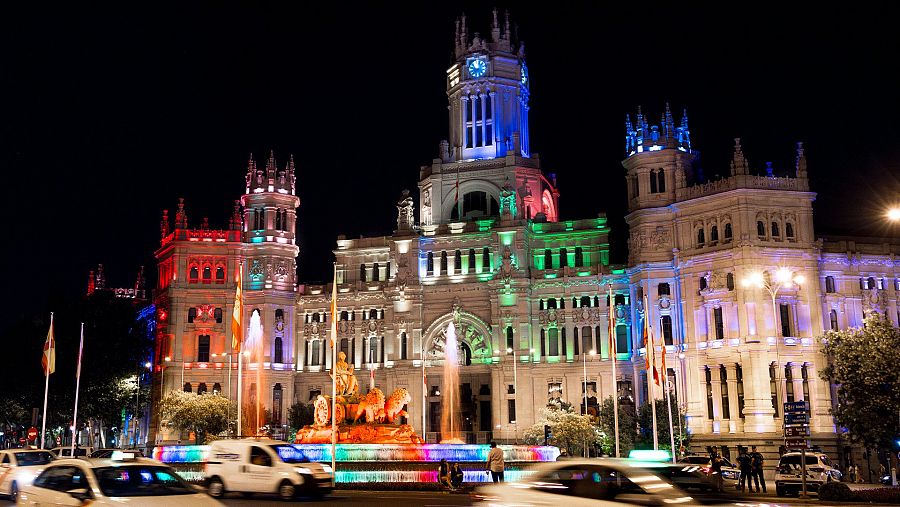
<box><xmin>198</xmin><ymin>335</ymin><xmax>210</xmax><ymax>363</ymax></box>
<box><xmin>616</xmin><ymin>324</ymin><xmax>628</xmax><ymax>355</ymax></box>
<box><xmin>780</xmin><ymin>304</ymin><xmax>792</xmax><ymax>337</ymax></box>
<box><xmin>770</xmin><ymin>364</ymin><xmax>779</xmax><ymax>417</ymax></box>
<box><xmin>714</xmin><ymin>307</ymin><xmax>724</xmax><ymax>340</ymax></box>
<box><xmin>661</xmin><ymin>315</ymin><xmax>673</xmax><ymax>346</ymax></box>
<box><xmin>736</xmin><ymin>365</ymin><xmax>745</xmax><ymax>419</ymax></box>
<box><xmin>720</xmin><ymin>366</ymin><xmax>730</xmax><ymax>419</ymax></box>
<box><xmin>508</xmin><ymin>399</ymin><xmax>516</xmax><ymax>424</ymax></box>
<box><xmin>706</xmin><ymin>367</ymin><xmax>714</xmax><ymax>419</ymax></box>
<box><xmin>548</xmin><ymin>328</ymin><xmax>559</xmax><ymax>356</ymax></box>
<box><xmin>801</xmin><ymin>364</ymin><xmax>810</xmax><ymax>404</ymax></box>
<box><xmin>400</xmin><ymin>332</ymin><xmax>408</xmax><ymax>360</ymax></box>
<box><xmin>785</xmin><ymin>365</ymin><xmax>795</xmax><ymax>403</ymax></box>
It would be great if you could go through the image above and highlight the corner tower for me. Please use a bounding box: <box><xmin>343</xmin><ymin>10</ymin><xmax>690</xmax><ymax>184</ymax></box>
<box><xmin>419</xmin><ymin>10</ymin><xmax>558</xmax><ymax>227</ymax></box>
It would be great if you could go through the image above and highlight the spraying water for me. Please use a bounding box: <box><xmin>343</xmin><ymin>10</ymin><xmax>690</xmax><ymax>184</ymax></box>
<box><xmin>248</xmin><ymin>310</ymin><xmax>264</xmax><ymax>435</ymax></box>
<box><xmin>440</xmin><ymin>322</ymin><xmax>463</xmax><ymax>443</ymax></box>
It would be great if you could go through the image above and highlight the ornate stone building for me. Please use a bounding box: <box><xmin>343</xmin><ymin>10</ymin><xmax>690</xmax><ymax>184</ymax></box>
<box><xmin>149</xmin><ymin>12</ymin><xmax>900</xmax><ymax>463</ymax></box>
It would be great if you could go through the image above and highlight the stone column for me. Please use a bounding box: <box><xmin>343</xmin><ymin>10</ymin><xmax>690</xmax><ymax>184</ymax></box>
<box><xmin>460</xmin><ymin>96</ymin><xmax>468</xmax><ymax>149</ymax></box>
<box><xmin>684</xmin><ymin>356</ymin><xmax>707</xmax><ymax>434</ymax></box>
<box><xmin>471</xmin><ymin>95</ymin><xmax>478</xmax><ymax>146</ymax></box>
<box><xmin>710</xmin><ymin>364</ymin><xmax>723</xmax><ymax>433</ymax></box>
<box><xmin>739</xmin><ymin>346</ymin><xmax>776</xmax><ymax>433</ymax></box>
<box><xmin>480</xmin><ymin>92</ymin><xmax>487</xmax><ymax>147</ymax></box>
<box><xmin>725</xmin><ymin>363</ymin><xmax>742</xmax><ymax>433</ymax></box>
<box><xmin>789</xmin><ymin>363</ymin><xmax>803</xmax><ymax>403</ymax></box>
<box><xmin>489</xmin><ymin>91</ymin><xmax>497</xmax><ymax>147</ymax></box>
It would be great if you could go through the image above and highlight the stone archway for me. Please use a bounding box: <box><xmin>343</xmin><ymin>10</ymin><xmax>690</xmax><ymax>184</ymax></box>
<box><xmin>423</xmin><ymin>310</ymin><xmax>493</xmax><ymax>365</ymax></box>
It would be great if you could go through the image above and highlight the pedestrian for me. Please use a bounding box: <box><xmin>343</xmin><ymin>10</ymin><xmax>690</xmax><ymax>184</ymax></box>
<box><xmin>749</xmin><ymin>445</ymin><xmax>766</xmax><ymax>493</ymax></box>
<box><xmin>709</xmin><ymin>446</ymin><xmax>724</xmax><ymax>493</ymax></box>
<box><xmin>438</xmin><ymin>458</ymin><xmax>452</xmax><ymax>489</ymax></box>
<box><xmin>487</xmin><ymin>441</ymin><xmax>505</xmax><ymax>483</ymax></box>
<box><xmin>450</xmin><ymin>462</ymin><xmax>464</xmax><ymax>489</ymax></box>
<box><xmin>737</xmin><ymin>447</ymin><xmax>753</xmax><ymax>493</ymax></box>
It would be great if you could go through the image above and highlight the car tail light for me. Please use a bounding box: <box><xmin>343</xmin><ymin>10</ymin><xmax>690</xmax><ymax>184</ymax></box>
<box><xmin>700</xmin><ymin>466</ymin><xmax>711</xmax><ymax>474</ymax></box>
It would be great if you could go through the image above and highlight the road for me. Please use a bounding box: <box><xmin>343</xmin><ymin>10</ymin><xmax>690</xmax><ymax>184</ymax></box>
<box><xmin>220</xmin><ymin>490</ymin><xmax>473</xmax><ymax>505</ymax></box>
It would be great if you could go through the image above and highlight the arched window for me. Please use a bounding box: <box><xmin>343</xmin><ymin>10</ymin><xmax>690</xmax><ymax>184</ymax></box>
<box><xmin>275</xmin><ymin>309</ymin><xmax>284</xmax><ymax>321</ymax></box>
<box><xmin>657</xmin><ymin>168</ymin><xmax>666</xmax><ymax>193</ymax></box>
<box><xmin>189</xmin><ymin>266</ymin><xmax>199</xmax><ymax>282</ymax></box>
<box><xmin>310</xmin><ymin>339</ymin><xmax>321</xmax><ymax>365</ymax></box>
<box><xmin>544</xmin><ymin>249</ymin><xmax>553</xmax><ymax>269</ymax></box>
<box><xmin>560</xmin><ymin>298</ymin><xmax>566</xmax><ymax>309</ymax></box>
<box><xmin>650</xmin><ymin>170</ymin><xmax>658</xmax><ymax>194</ymax></box>
<box><xmin>468</xmin><ymin>249</ymin><xmax>476</xmax><ymax>273</ymax></box>
<box><xmin>427</xmin><ymin>252</ymin><xmax>434</xmax><ymax>275</ymax></box>
<box><xmin>215</xmin><ymin>266</ymin><xmax>225</xmax><ymax>282</ymax></box>
<box><xmin>867</xmin><ymin>277</ymin><xmax>876</xmax><ymax>290</ymax></box>
<box><xmin>697</xmin><ymin>228</ymin><xmax>705</xmax><ymax>245</ymax></box>
<box><xmin>440</xmin><ymin>251</ymin><xmax>448</xmax><ymax>273</ymax></box>
<box><xmin>369</xmin><ymin>308</ymin><xmax>378</xmax><ymax>320</ymax></box>
<box><xmin>183</xmin><ymin>383</ymin><xmax>192</xmax><ymax>393</ymax></box>
<box><xmin>614</xmin><ymin>294</ymin><xmax>626</xmax><ymax>306</ymax></box>
<box><xmin>574</xmin><ymin>246</ymin><xmax>584</xmax><ymax>267</ymax></box>
<box><xmin>274</xmin><ymin>336</ymin><xmax>283</xmax><ymax>363</ymax></box>
<box><xmin>771</xmin><ymin>222</ymin><xmax>780</xmax><ymax>236</ymax></box>
<box><xmin>757</xmin><ymin>221</ymin><xmax>766</xmax><ymax>237</ymax></box>
<box><xmin>460</xmin><ymin>342</ymin><xmax>472</xmax><ymax>366</ymax></box>
<box><xmin>724</xmin><ymin>223</ymin><xmax>733</xmax><ymax>241</ymax></box>
<box><xmin>197</xmin><ymin>383</ymin><xmax>207</xmax><ymax>395</ymax></box>
<box><xmin>400</xmin><ymin>332</ymin><xmax>408</xmax><ymax>360</ymax></box>
<box><xmin>710</xmin><ymin>226</ymin><xmax>719</xmax><ymax>242</ymax></box>
<box><xmin>726</xmin><ymin>273</ymin><xmax>735</xmax><ymax>290</ymax></box>
<box><xmin>658</xmin><ymin>283</ymin><xmax>670</xmax><ymax>296</ymax></box>
<box><xmin>340</xmin><ymin>310</ymin><xmax>349</xmax><ymax>321</ymax></box>
<box><xmin>212</xmin><ymin>383</ymin><xmax>221</xmax><ymax>394</ymax></box>
<box><xmin>581</xmin><ymin>296</ymin><xmax>592</xmax><ymax>307</ymax></box>
<box><xmin>830</xmin><ymin>310</ymin><xmax>839</xmax><ymax>331</ymax></box>
<box><xmin>454</xmin><ymin>250</ymin><xmax>462</xmax><ymax>272</ymax></box>
<box><xmin>547</xmin><ymin>298</ymin><xmax>557</xmax><ymax>309</ymax></box>
<box><xmin>312</xmin><ymin>312</ymin><xmax>320</xmax><ymax>323</ymax></box>
<box><xmin>482</xmin><ymin>247</ymin><xmax>490</xmax><ymax>271</ymax></box>
<box><xmin>373</xmin><ymin>262</ymin><xmax>380</xmax><ymax>282</ymax></box>
<box><xmin>506</xmin><ymin>326</ymin><xmax>514</xmax><ymax>350</ymax></box>
<box><xmin>786</xmin><ymin>223</ymin><xmax>795</xmax><ymax>238</ymax></box>
<box><xmin>699</xmin><ymin>276</ymin><xmax>708</xmax><ymax>290</ymax></box>
<box><xmin>540</xmin><ymin>329</ymin><xmax>546</xmax><ymax>357</ymax></box>
<box><xmin>594</xmin><ymin>295</ymin><xmax>600</xmax><ymax>307</ymax></box>
<box><xmin>539</xmin><ymin>299</ymin><xmax>545</xmax><ymax>310</ymax></box>
<box><xmin>360</xmin><ymin>264</ymin><xmax>367</xmax><ymax>282</ymax></box>
<box><xmin>825</xmin><ymin>276</ymin><xmax>835</xmax><ymax>293</ymax></box>
<box><xmin>188</xmin><ymin>307</ymin><xmax>197</xmax><ymax>323</ymax></box>
<box><xmin>339</xmin><ymin>338</ymin><xmax>349</xmax><ymax>358</ymax></box>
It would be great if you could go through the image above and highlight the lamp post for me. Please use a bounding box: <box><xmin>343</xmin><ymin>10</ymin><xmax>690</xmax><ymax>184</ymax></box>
<box><xmin>158</xmin><ymin>356</ymin><xmax>172</xmax><ymax>444</ymax></box>
<box><xmin>583</xmin><ymin>349</ymin><xmax>596</xmax><ymax>457</ymax></box>
<box><xmin>134</xmin><ymin>361</ymin><xmax>151</xmax><ymax>448</ymax></box>
<box><xmin>506</xmin><ymin>347</ymin><xmax>519</xmax><ymax>443</ymax></box>
<box><xmin>886</xmin><ymin>207</ymin><xmax>900</xmax><ymax>222</ymax></box>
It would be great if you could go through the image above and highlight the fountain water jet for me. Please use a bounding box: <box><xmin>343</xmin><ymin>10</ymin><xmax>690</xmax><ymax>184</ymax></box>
<box><xmin>247</xmin><ymin>310</ymin><xmax>265</xmax><ymax>435</ymax></box>
<box><xmin>440</xmin><ymin>322</ymin><xmax>463</xmax><ymax>443</ymax></box>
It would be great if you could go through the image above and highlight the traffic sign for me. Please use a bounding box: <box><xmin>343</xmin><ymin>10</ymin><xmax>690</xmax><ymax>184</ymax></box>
<box><xmin>26</xmin><ymin>427</ymin><xmax>38</xmax><ymax>441</ymax></box>
<box><xmin>784</xmin><ymin>401</ymin><xmax>809</xmax><ymax>413</ymax></box>
<box><xmin>785</xmin><ymin>426</ymin><xmax>811</xmax><ymax>437</ymax></box>
<box><xmin>784</xmin><ymin>413</ymin><xmax>809</xmax><ymax>425</ymax></box>
<box><xmin>785</xmin><ymin>438</ymin><xmax>808</xmax><ymax>449</ymax></box>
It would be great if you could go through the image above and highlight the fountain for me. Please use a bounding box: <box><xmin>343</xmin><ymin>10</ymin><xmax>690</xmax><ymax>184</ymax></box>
<box><xmin>246</xmin><ymin>310</ymin><xmax>264</xmax><ymax>435</ymax></box>
<box><xmin>440</xmin><ymin>322</ymin><xmax>463</xmax><ymax>443</ymax></box>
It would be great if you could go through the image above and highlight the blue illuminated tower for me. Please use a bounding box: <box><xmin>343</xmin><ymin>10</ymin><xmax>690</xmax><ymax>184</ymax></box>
<box><xmin>419</xmin><ymin>10</ymin><xmax>558</xmax><ymax>227</ymax></box>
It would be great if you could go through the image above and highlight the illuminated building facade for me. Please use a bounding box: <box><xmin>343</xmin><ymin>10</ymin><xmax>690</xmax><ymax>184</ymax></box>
<box><xmin>148</xmin><ymin>12</ymin><xmax>900</xmax><ymax>462</ymax></box>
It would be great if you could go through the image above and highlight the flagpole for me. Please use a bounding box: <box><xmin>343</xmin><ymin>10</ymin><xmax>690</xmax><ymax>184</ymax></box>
<box><xmin>645</xmin><ymin>295</ymin><xmax>659</xmax><ymax>451</ymax></box>
<box><xmin>330</xmin><ymin>262</ymin><xmax>338</xmax><ymax>488</ymax></box>
<box><xmin>665</xmin><ymin>377</ymin><xmax>676</xmax><ymax>463</ymax></box>
<box><xmin>608</xmin><ymin>286</ymin><xmax>619</xmax><ymax>458</ymax></box>
<box><xmin>234</xmin><ymin>264</ymin><xmax>244</xmax><ymax>438</ymax></box>
<box><xmin>71</xmin><ymin>323</ymin><xmax>84</xmax><ymax>455</ymax></box>
<box><xmin>40</xmin><ymin>312</ymin><xmax>53</xmax><ymax>449</ymax></box>
<box><xmin>237</xmin><ymin>354</ymin><xmax>243</xmax><ymax>436</ymax></box>
<box><xmin>422</xmin><ymin>338</ymin><xmax>427</xmax><ymax>442</ymax></box>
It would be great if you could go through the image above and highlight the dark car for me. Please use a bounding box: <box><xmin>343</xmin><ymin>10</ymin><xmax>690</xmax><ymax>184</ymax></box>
<box><xmin>655</xmin><ymin>463</ymin><xmax>724</xmax><ymax>492</ymax></box>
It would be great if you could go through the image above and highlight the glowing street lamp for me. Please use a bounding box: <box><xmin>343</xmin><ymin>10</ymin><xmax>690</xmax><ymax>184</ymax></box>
<box><xmin>887</xmin><ymin>207</ymin><xmax>900</xmax><ymax>222</ymax></box>
<box><xmin>741</xmin><ymin>267</ymin><xmax>805</xmax><ymax>340</ymax></box>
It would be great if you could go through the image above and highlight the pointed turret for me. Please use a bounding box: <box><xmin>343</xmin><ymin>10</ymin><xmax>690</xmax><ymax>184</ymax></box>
<box><xmin>160</xmin><ymin>209</ymin><xmax>170</xmax><ymax>239</ymax></box>
<box><xmin>87</xmin><ymin>270</ymin><xmax>95</xmax><ymax>295</ymax></box>
<box><xmin>663</xmin><ymin>103</ymin><xmax>676</xmax><ymax>147</ymax></box>
<box><xmin>491</xmin><ymin>8</ymin><xmax>500</xmax><ymax>43</ymax></box>
<box><xmin>625</xmin><ymin>114</ymin><xmax>635</xmax><ymax>154</ymax></box>
<box><xmin>730</xmin><ymin>138</ymin><xmax>749</xmax><ymax>175</ymax></box>
<box><xmin>230</xmin><ymin>201</ymin><xmax>242</xmax><ymax>230</ymax></box>
<box><xmin>174</xmin><ymin>198</ymin><xmax>188</xmax><ymax>229</ymax></box>
<box><xmin>795</xmin><ymin>142</ymin><xmax>807</xmax><ymax>179</ymax></box>
<box><xmin>134</xmin><ymin>266</ymin><xmax>145</xmax><ymax>298</ymax></box>
<box><xmin>245</xmin><ymin>153</ymin><xmax>257</xmax><ymax>193</ymax></box>
<box><xmin>460</xmin><ymin>13</ymin><xmax>467</xmax><ymax>50</ymax></box>
<box><xmin>266</xmin><ymin>150</ymin><xmax>277</xmax><ymax>181</ymax></box>
<box><xmin>678</xmin><ymin>109</ymin><xmax>691</xmax><ymax>150</ymax></box>
<box><xmin>95</xmin><ymin>264</ymin><xmax>106</xmax><ymax>290</ymax></box>
<box><xmin>455</xmin><ymin>18</ymin><xmax>461</xmax><ymax>57</ymax></box>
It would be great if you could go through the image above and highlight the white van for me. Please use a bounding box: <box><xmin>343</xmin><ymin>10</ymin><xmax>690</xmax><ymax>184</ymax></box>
<box><xmin>205</xmin><ymin>439</ymin><xmax>333</xmax><ymax>500</ymax></box>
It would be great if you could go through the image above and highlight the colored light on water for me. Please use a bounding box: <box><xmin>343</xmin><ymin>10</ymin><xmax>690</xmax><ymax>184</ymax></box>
<box><xmin>629</xmin><ymin>449</ymin><xmax>671</xmax><ymax>462</ymax></box>
<box><xmin>335</xmin><ymin>469</ymin><xmax>535</xmax><ymax>483</ymax></box>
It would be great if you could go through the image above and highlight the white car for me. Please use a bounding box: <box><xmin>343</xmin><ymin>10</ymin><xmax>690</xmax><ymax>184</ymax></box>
<box><xmin>17</xmin><ymin>453</ymin><xmax>221</xmax><ymax>506</ymax></box>
<box><xmin>474</xmin><ymin>458</ymin><xmax>702</xmax><ymax>506</ymax></box>
<box><xmin>0</xmin><ymin>449</ymin><xmax>56</xmax><ymax>502</ymax></box>
<box><xmin>48</xmin><ymin>447</ymin><xmax>91</xmax><ymax>459</ymax></box>
<box><xmin>775</xmin><ymin>451</ymin><xmax>841</xmax><ymax>496</ymax></box>
<box><xmin>205</xmin><ymin>438</ymin><xmax>333</xmax><ymax>500</ymax></box>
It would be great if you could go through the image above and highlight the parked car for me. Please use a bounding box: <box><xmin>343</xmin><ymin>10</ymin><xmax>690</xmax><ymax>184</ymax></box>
<box><xmin>205</xmin><ymin>438</ymin><xmax>332</xmax><ymax>500</ymax></box>
<box><xmin>678</xmin><ymin>454</ymin><xmax>741</xmax><ymax>490</ymax></box>
<box><xmin>49</xmin><ymin>446</ymin><xmax>92</xmax><ymax>458</ymax></box>
<box><xmin>17</xmin><ymin>452</ymin><xmax>220</xmax><ymax>506</ymax></box>
<box><xmin>774</xmin><ymin>451</ymin><xmax>841</xmax><ymax>496</ymax></box>
<box><xmin>0</xmin><ymin>449</ymin><xmax>55</xmax><ymax>502</ymax></box>
<box><xmin>90</xmin><ymin>448</ymin><xmax>144</xmax><ymax>459</ymax></box>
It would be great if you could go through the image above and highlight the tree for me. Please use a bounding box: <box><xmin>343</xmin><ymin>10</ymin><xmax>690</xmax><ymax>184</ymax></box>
<box><xmin>821</xmin><ymin>313</ymin><xmax>900</xmax><ymax>461</ymax></box>
<box><xmin>597</xmin><ymin>396</ymin><xmax>637</xmax><ymax>456</ymax></box>
<box><xmin>160</xmin><ymin>391</ymin><xmax>234</xmax><ymax>444</ymax></box>
<box><xmin>524</xmin><ymin>403</ymin><xmax>602</xmax><ymax>456</ymax></box>
<box><xmin>287</xmin><ymin>401</ymin><xmax>315</xmax><ymax>430</ymax></box>
<box><xmin>637</xmin><ymin>393</ymin><xmax>690</xmax><ymax>452</ymax></box>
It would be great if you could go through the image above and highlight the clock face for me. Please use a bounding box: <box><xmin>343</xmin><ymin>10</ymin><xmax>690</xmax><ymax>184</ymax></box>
<box><xmin>521</xmin><ymin>64</ymin><xmax>528</xmax><ymax>85</ymax></box>
<box><xmin>467</xmin><ymin>58</ymin><xmax>486</xmax><ymax>78</ymax></box>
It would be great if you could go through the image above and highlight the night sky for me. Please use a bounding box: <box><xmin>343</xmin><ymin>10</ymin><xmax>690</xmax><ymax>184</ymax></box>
<box><xmin>4</xmin><ymin>2</ymin><xmax>900</xmax><ymax>331</ymax></box>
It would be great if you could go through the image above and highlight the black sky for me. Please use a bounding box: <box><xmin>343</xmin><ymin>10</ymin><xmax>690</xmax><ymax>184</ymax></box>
<box><xmin>3</xmin><ymin>2</ymin><xmax>900</xmax><ymax>330</ymax></box>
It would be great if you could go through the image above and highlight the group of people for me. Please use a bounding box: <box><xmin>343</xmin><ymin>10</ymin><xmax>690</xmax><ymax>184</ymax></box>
<box><xmin>438</xmin><ymin>441</ymin><xmax>506</xmax><ymax>491</ymax></box>
<box><xmin>735</xmin><ymin>446</ymin><xmax>767</xmax><ymax>493</ymax></box>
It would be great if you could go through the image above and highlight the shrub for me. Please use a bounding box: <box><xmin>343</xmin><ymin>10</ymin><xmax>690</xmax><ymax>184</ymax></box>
<box><xmin>850</xmin><ymin>487</ymin><xmax>900</xmax><ymax>504</ymax></box>
<box><xmin>817</xmin><ymin>482</ymin><xmax>851</xmax><ymax>501</ymax></box>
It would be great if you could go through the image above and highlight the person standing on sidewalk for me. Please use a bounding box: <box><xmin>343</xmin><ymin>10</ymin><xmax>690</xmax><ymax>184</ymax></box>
<box><xmin>487</xmin><ymin>442</ymin><xmax>505</xmax><ymax>483</ymax></box>
<box><xmin>749</xmin><ymin>446</ymin><xmax>766</xmax><ymax>493</ymax></box>
<box><xmin>737</xmin><ymin>448</ymin><xmax>753</xmax><ymax>493</ymax></box>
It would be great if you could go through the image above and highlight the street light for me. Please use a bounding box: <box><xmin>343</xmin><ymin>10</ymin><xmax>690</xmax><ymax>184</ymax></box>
<box><xmin>134</xmin><ymin>361</ymin><xmax>151</xmax><ymax>447</ymax></box>
<box><xmin>741</xmin><ymin>267</ymin><xmax>805</xmax><ymax>342</ymax></box>
<box><xmin>506</xmin><ymin>347</ymin><xmax>518</xmax><ymax>442</ymax></box>
<box><xmin>886</xmin><ymin>207</ymin><xmax>900</xmax><ymax>222</ymax></box>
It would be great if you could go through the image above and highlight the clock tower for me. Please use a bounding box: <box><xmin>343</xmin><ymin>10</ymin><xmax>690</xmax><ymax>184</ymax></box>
<box><xmin>419</xmin><ymin>10</ymin><xmax>556</xmax><ymax>227</ymax></box>
<box><xmin>446</xmin><ymin>10</ymin><xmax>530</xmax><ymax>162</ymax></box>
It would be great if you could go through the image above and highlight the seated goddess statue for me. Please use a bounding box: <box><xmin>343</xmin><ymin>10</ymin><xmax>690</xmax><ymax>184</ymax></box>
<box><xmin>331</xmin><ymin>351</ymin><xmax>359</xmax><ymax>396</ymax></box>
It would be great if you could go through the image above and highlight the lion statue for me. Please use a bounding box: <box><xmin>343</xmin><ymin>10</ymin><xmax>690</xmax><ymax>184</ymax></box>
<box><xmin>353</xmin><ymin>388</ymin><xmax>386</xmax><ymax>423</ymax></box>
<box><xmin>384</xmin><ymin>388</ymin><xmax>411</xmax><ymax>424</ymax></box>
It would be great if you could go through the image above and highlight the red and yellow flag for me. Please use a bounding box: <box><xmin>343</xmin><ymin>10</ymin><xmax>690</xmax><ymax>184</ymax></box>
<box><xmin>231</xmin><ymin>264</ymin><xmax>244</xmax><ymax>353</ymax></box>
<box><xmin>41</xmin><ymin>317</ymin><xmax>55</xmax><ymax>376</ymax></box>
<box><xmin>330</xmin><ymin>263</ymin><xmax>338</xmax><ymax>348</ymax></box>
<box><xmin>643</xmin><ymin>295</ymin><xmax>660</xmax><ymax>386</ymax></box>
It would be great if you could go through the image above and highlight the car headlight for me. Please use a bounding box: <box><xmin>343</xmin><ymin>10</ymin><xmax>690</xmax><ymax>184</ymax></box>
<box><xmin>321</xmin><ymin>465</ymin><xmax>333</xmax><ymax>474</ymax></box>
<box><xmin>16</xmin><ymin>471</ymin><xmax>36</xmax><ymax>486</ymax></box>
<box><xmin>295</xmin><ymin>467</ymin><xmax>312</xmax><ymax>475</ymax></box>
